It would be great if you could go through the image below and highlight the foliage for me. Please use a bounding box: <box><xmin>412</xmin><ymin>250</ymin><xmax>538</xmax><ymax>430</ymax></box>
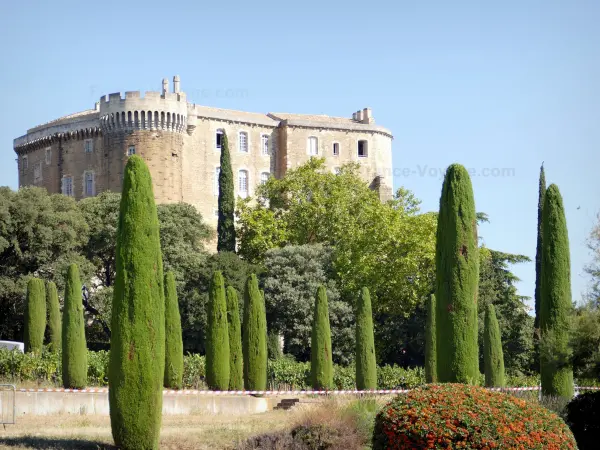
<box><xmin>62</xmin><ymin>264</ymin><xmax>87</xmax><ymax>388</ymax></box>
<box><xmin>570</xmin><ymin>300</ymin><xmax>600</xmax><ymax>379</ymax></box>
<box><xmin>242</xmin><ymin>274</ymin><xmax>267</xmax><ymax>390</ymax></box>
<box><xmin>109</xmin><ymin>155</ymin><xmax>165</xmax><ymax>450</ymax></box>
<box><xmin>45</xmin><ymin>281</ymin><xmax>61</xmax><ymax>353</ymax></box>
<box><xmin>425</xmin><ymin>294</ymin><xmax>436</xmax><ymax>383</ymax></box>
<box><xmin>164</xmin><ymin>271</ymin><xmax>183</xmax><ymax>389</ymax></box>
<box><xmin>565</xmin><ymin>391</ymin><xmax>600</xmax><ymax>450</ymax></box>
<box><xmin>483</xmin><ymin>303</ymin><xmax>505</xmax><ymax>387</ymax></box>
<box><xmin>0</xmin><ymin>186</ymin><xmax>90</xmax><ymax>342</ymax></box>
<box><xmin>206</xmin><ymin>271</ymin><xmax>230</xmax><ymax>390</ymax></box>
<box><xmin>356</xmin><ymin>287</ymin><xmax>377</xmax><ymax>390</ymax></box>
<box><xmin>267</xmin><ymin>331</ymin><xmax>282</xmax><ymax>360</ymax></box>
<box><xmin>372</xmin><ymin>384</ymin><xmax>577</xmax><ymax>449</ymax></box>
<box><xmin>226</xmin><ymin>286</ymin><xmax>244</xmax><ymax>390</ymax></box>
<box><xmin>217</xmin><ymin>131</ymin><xmax>236</xmax><ymax>252</ymax></box>
<box><xmin>435</xmin><ymin>164</ymin><xmax>479</xmax><ymax>384</ymax></box>
<box><xmin>585</xmin><ymin>213</ymin><xmax>600</xmax><ymax>304</ymax></box>
<box><xmin>534</xmin><ymin>164</ymin><xmax>546</xmax><ymax>371</ymax></box>
<box><xmin>540</xmin><ymin>184</ymin><xmax>574</xmax><ymax>398</ymax></box>
<box><xmin>236</xmin><ymin>158</ymin><xmax>437</xmax><ymax>317</ymax></box>
<box><xmin>23</xmin><ymin>278</ymin><xmax>46</xmax><ymax>354</ymax></box>
<box><xmin>262</xmin><ymin>244</ymin><xmax>353</xmax><ymax>364</ymax></box>
<box><xmin>311</xmin><ymin>285</ymin><xmax>333</xmax><ymax>390</ymax></box>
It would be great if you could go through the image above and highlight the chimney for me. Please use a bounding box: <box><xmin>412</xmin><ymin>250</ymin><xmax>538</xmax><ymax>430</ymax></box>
<box><xmin>162</xmin><ymin>78</ymin><xmax>169</xmax><ymax>95</ymax></box>
<box><xmin>362</xmin><ymin>107</ymin><xmax>373</xmax><ymax>124</ymax></box>
<box><xmin>356</xmin><ymin>110</ymin><xmax>363</xmax><ymax>121</ymax></box>
<box><xmin>173</xmin><ymin>75</ymin><xmax>181</xmax><ymax>94</ymax></box>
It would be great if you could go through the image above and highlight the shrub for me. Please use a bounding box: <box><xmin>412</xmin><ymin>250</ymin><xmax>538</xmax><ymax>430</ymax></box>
<box><xmin>45</xmin><ymin>281</ymin><xmax>61</xmax><ymax>353</ymax></box>
<box><xmin>164</xmin><ymin>271</ymin><xmax>183</xmax><ymax>389</ymax></box>
<box><xmin>311</xmin><ymin>285</ymin><xmax>333</xmax><ymax>390</ymax></box>
<box><xmin>373</xmin><ymin>383</ymin><xmax>577</xmax><ymax>449</ymax></box>
<box><xmin>483</xmin><ymin>303</ymin><xmax>505</xmax><ymax>387</ymax></box>
<box><xmin>356</xmin><ymin>287</ymin><xmax>377</xmax><ymax>390</ymax></box>
<box><xmin>109</xmin><ymin>155</ymin><xmax>165</xmax><ymax>450</ymax></box>
<box><xmin>565</xmin><ymin>390</ymin><xmax>600</xmax><ymax>450</ymax></box>
<box><xmin>24</xmin><ymin>278</ymin><xmax>46</xmax><ymax>354</ymax></box>
<box><xmin>62</xmin><ymin>264</ymin><xmax>87</xmax><ymax>389</ymax></box>
<box><xmin>206</xmin><ymin>271</ymin><xmax>230</xmax><ymax>390</ymax></box>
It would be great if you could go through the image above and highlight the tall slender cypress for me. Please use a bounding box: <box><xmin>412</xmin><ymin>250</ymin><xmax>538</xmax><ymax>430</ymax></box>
<box><xmin>227</xmin><ymin>286</ymin><xmax>244</xmax><ymax>390</ymax></box>
<box><xmin>62</xmin><ymin>263</ymin><xmax>87</xmax><ymax>389</ymax></box>
<box><xmin>24</xmin><ymin>278</ymin><xmax>46</xmax><ymax>354</ymax></box>
<box><xmin>109</xmin><ymin>155</ymin><xmax>165</xmax><ymax>450</ymax></box>
<box><xmin>217</xmin><ymin>131</ymin><xmax>236</xmax><ymax>252</ymax></box>
<box><xmin>206</xmin><ymin>271</ymin><xmax>230</xmax><ymax>390</ymax></box>
<box><xmin>356</xmin><ymin>287</ymin><xmax>377</xmax><ymax>390</ymax></box>
<box><xmin>242</xmin><ymin>274</ymin><xmax>267</xmax><ymax>390</ymax></box>
<box><xmin>540</xmin><ymin>184</ymin><xmax>574</xmax><ymax>398</ymax></box>
<box><xmin>311</xmin><ymin>285</ymin><xmax>333</xmax><ymax>390</ymax></box>
<box><xmin>483</xmin><ymin>303</ymin><xmax>505</xmax><ymax>387</ymax></box>
<box><xmin>534</xmin><ymin>164</ymin><xmax>546</xmax><ymax>352</ymax></box>
<box><xmin>164</xmin><ymin>271</ymin><xmax>183</xmax><ymax>389</ymax></box>
<box><xmin>46</xmin><ymin>281</ymin><xmax>61</xmax><ymax>353</ymax></box>
<box><xmin>435</xmin><ymin>164</ymin><xmax>479</xmax><ymax>384</ymax></box>
<box><xmin>425</xmin><ymin>294</ymin><xmax>437</xmax><ymax>383</ymax></box>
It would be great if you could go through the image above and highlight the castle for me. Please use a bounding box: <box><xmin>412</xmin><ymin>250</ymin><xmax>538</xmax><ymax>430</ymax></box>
<box><xmin>13</xmin><ymin>76</ymin><xmax>394</xmax><ymax>234</ymax></box>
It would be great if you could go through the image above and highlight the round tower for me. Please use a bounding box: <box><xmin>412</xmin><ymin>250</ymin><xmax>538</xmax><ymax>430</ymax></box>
<box><xmin>98</xmin><ymin>77</ymin><xmax>189</xmax><ymax>203</ymax></box>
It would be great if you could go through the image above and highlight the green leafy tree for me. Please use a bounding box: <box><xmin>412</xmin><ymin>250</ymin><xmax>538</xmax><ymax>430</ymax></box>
<box><xmin>570</xmin><ymin>300</ymin><xmax>600</xmax><ymax>379</ymax></box>
<box><xmin>311</xmin><ymin>285</ymin><xmax>333</xmax><ymax>390</ymax></box>
<box><xmin>425</xmin><ymin>294</ymin><xmax>437</xmax><ymax>383</ymax></box>
<box><xmin>217</xmin><ymin>131</ymin><xmax>236</xmax><ymax>252</ymax></box>
<box><xmin>262</xmin><ymin>244</ymin><xmax>354</xmax><ymax>364</ymax></box>
<box><xmin>267</xmin><ymin>331</ymin><xmax>283</xmax><ymax>360</ymax></box>
<box><xmin>62</xmin><ymin>263</ymin><xmax>87</xmax><ymax>389</ymax></box>
<box><xmin>226</xmin><ymin>286</ymin><xmax>243</xmax><ymax>390</ymax></box>
<box><xmin>484</xmin><ymin>303</ymin><xmax>505</xmax><ymax>387</ymax></box>
<box><xmin>23</xmin><ymin>278</ymin><xmax>46</xmax><ymax>354</ymax></box>
<box><xmin>540</xmin><ymin>184</ymin><xmax>574</xmax><ymax>398</ymax></box>
<box><xmin>242</xmin><ymin>274</ymin><xmax>267</xmax><ymax>390</ymax></box>
<box><xmin>109</xmin><ymin>155</ymin><xmax>165</xmax><ymax>450</ymax></box>
<box><xmin>534</xmin><ymin>163</ymin><xmax>546</xmax><ymax>370</ymax></box>
<box><xmin>46</xmin><ymin>281</ymin><xmax>61</xmax><ymax>353</ymax></box>
<box><xmin>206</xmin><ymin>271</ymin><xmax>230</xmax><ymax>390</ymax></box>
<box><xmin>435</xmin><ymin>164</ymin><xmax>479</xmax><ymax>384</ymax></box>
<box><xmin>164</xmin><ymin>271</ymin><xmax>183</xmax><ymax>389</ymax></box>
<box><xmin>356</xmin><ymin>287</ymin><xmax>377</xmax><ymax>390</ymax></box>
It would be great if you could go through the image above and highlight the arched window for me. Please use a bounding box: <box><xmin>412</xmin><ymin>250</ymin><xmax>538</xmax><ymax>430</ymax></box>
<box><xmin>308</xmin><ymin>136</ymin><xmax>318</xmax><ymax>156</ymax></box>
<box><xmin>239</xmin><ymin>131</ymin><xmax>248</xmax><ymax>153</ymax></box>
<box><xmin>238</xmin><ymin>169</ymin><xmax>248</xmax><ymax>197</ymax></box>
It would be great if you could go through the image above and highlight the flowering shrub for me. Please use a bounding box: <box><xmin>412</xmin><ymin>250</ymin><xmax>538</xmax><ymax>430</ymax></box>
<box><xmin>372</xmin><ymin>383</ymin><xmax>577</xmax><ymax>449</ymax></box>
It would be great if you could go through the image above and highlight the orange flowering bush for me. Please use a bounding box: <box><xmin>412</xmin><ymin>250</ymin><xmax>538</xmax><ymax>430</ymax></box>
<box><xmin>372</xmin><ymin>384</ymin><xmax>577</xmax><ymax>449</ymax></box>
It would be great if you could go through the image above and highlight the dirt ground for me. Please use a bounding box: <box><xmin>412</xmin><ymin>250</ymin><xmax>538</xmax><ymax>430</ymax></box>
<box><xmin>0</xmin><ymin>409</ymin><xmax>301</xmax><ymax>450</ymax></box>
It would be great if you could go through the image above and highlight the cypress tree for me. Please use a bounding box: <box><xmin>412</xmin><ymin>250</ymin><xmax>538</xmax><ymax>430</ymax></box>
<box><xmin>533</xmin><ymin>163</ymin><xmax>546</xmax><ymax>368</ymax></box>
<box><xmin>46</xmin><ymin>281</ymin><xmax>61</xmax><ymax>353</ymax></box>
<box><xmin>164</xmin><ymin>271</ymin><xmax>183</xmax><ymax>389</ymax></box>
<box><xmin>435</xmin><ymin>164</ymin><xmax>479</xmax><ymax>384</ymax></box>
<box><xmin>242</xmin><ymin>274</ymin><xmax>267</xmax><ymax>390</ymax></box>
<box><xmin>483</xmin><ymin>303</ymin><xmax>505</xmax><ymax>387</ymax></box>
<box><xmin>24</xmin><ymin>278</ymin><xmax>46</xmax><ymax>354</ymax></box>
<box><xmin>217</xmin><ymin>131</ymin><xmax>236</xmax><ymax>252</ymax></box>
<box><xmin>206</xmin><ymin>271</ymin><xmax>230</xmax><ymax>390</ymax></box>
<box><xmin>540</xmin><ymin>184</ymin><xmax>574</xmax><ymax>398</ymax></box>
<box><xmin>425</xmin><ymin>294</ymin><xmax>437</xmax><ymax>383</ymax></box>
<box><xmin>226</xmin><ymin>286</ymin><xmax>243</xmax><ymax>390</ymax></box>
<box><xmin>109</xmin><ymin>155</ymin><xmax>165</xmax><ymax>450</ymax></box>
<box><xmin>355</xmin><ymin>287</ymin><xmax>376</xmax><ymax>390</ymax></box>
<box><xmin>62</xmin><ymin>263</ymin><xmax>87</xmax><ymax>389</ymax></box>
<box><xmin>311</xmin><ymin>285</ymin><xmax>333</xmax><ymax>390</ymax></box>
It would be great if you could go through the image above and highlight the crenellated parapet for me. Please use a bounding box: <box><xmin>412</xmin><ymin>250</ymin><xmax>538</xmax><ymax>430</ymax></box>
<box><xmin>99</xmin><ymin>90</ymin><xmax>188</xmax><ymax>134</ymax></box>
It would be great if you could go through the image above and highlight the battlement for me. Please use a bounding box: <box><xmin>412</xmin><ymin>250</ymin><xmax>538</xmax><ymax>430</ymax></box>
<box><xmin>99</xmin><ymin>76</ymin><xmax>188</xmax><ymax>134</ymax></box>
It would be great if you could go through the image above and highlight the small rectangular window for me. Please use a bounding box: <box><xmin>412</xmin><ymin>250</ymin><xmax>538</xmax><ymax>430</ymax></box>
<box><xmin>333</xmin><ymin>143</ymin><xmax>339</xmax><ymax>156</ymax></box>
<box><xmin>239</xmin><ymin>132</ymin><xmax>248</xmax><ymax>153</ymax></box>
<box><xmin>62</xmin><ymin>176</ymin><xmax>73</xmax><ymax>197</ymax></box>
<box><xmin>261</xmin><ymin>135</ymin><xmax>269</xmax><ymax>155</ymax></box>
<box><xmin>334</xmin><ymin>167</ymin><xmax>341</xmax><ymax>175</ymax></box>
<box><xmin>84</xmin><ymin>139</ymin><xmax>93</xmax><ymax>153</ymax></box>
<box><xmin>214</xmin><ymin>167</ymin><xmax>220</xmax><ymax>196</ymax></box>
<box><xmin>22</xmin><ymin>156</ymin><xmax>28</xmax><ymax>170</ymax></box>
<box><xmin>308</xmin><ymin>137</ymin><xmax>318</xmax><ymax>156</ymax></box>
<box><xmin>239</xmin><ymin>170</ymin><xmax>248</xmax><ymax>197</ymax></box>
<box><xmin>214</xmin><ymin>209</ymin><xmax>219</xmax><ymax>218</ymax></box>
<box><xmin>85</xmin><ymin>172</ymin><xmax>94</xmax><ymax>197</ymax></box>
<box><xmin>260</xmin><ymin>172</ymin><xmax>269</xmax><ymax>185</ymax></box>
<box><xmin>34</xmin><ymin>162</ymin><xmax>42</xmax><ymax>182</ymax></box>
<box><xmin>128</xmin><ymin>146</ymin><xmax>136</xmax><ymax>156</ymax></box>
<box><xmin>358</xmin><ymin>140</ymin><xmax>368</xmax><ymax>158</ymax></box>
<box><xmin>45</xmin><ymin>148</ymin><xmax>52</xmax><ymax>165</ymax></box>
<box><xmin>216</xmin><ymin>130</ymin><xmax>223</xmax><ymax>150</ymax></box>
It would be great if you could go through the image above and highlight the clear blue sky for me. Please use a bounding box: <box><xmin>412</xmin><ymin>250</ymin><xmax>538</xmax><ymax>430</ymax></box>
<box><xmin>1</xmin><ymin>0</ymin><xmax>598</xmax><ymax>312</ymax></box>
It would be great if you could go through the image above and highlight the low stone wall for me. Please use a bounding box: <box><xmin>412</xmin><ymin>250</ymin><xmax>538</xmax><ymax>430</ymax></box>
<box><xmin>13</xmin><ymin>391</ymin><xmax>278</xmax><ymax>416</ymax></box>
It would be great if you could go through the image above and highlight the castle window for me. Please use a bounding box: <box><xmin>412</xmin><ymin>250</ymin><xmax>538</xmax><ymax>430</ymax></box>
<box><xmin>334</xmin><ymin>167</ymin><xmax>341</xmax><ymax>175</ymax></box>
<box><xmin>239</xmin><ymin>131</ymin><xmax>248</xmax><ymax>153</ymax></box>
<box><xmin>45</xmin><ymin>148</ymin><xmax>52</xmax><ymax>164</ymax></box>
<box><xmin>34</xmin><ymin>162</ymin><xmax>42</xmax><ymax>183</ymax></box>
<box><xmin>84</xmin><ymin>139</ymin><xmax>93</xmax><ymax>153</ymax></box>
<box><xmin>62</xmin><ymin>176</ymin><xmax>73</xmax><ymax>197</ymax></box>
<box><xmin>261</xmin><ymin>134</ymin><xmax>269</xmax><ymax>155</ymax></box>
<box><xmin>358</xmin><ymin>140</ymin><xmax>368</xmax><ymax>158</ymax></box>
<box><xmin>214</xmin><ymin>209</ymin><xmax>219</xmax><ymax>218</ymax></box>
<box><xmin>128</xmin><ymin>146</ymin><xmax>136</xmax><ymax>156</ymax></box>
<box><xmin>333</xmin><ymin>143</ymin><xmax>339</xmax><ymax>156</ymax></box>
<box><xmin>260</xmin><ymin>172</ymin><xmax>270</xmax><ymax>185</ymax></box>
<box><xmin>216</xmin><ymin>129</ymin><xmax>224</xmax><ymax>150</ymax></box>
<box><xmin>84</xmin><ymin>171</ymin><xmax>95</xmax><ymax>197</ymax></box>
<box><xmin>214</xmin><ymin>167</ymin><xmax>220</xmax><ymax>196</ymax></box>
<box><xmin>238</xmin><ymin>169</ymin><xmax>248</xmax><ymax>197</ymax></box>
<box><xmin>22</xmin><ymin>156</ymin><xmax>28</xmax><ymax>170</ymax></box>
<box><xmin>308</xmin><ymin>137</ymin><xmax>318</xmax><ymax>156</ymax></box>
